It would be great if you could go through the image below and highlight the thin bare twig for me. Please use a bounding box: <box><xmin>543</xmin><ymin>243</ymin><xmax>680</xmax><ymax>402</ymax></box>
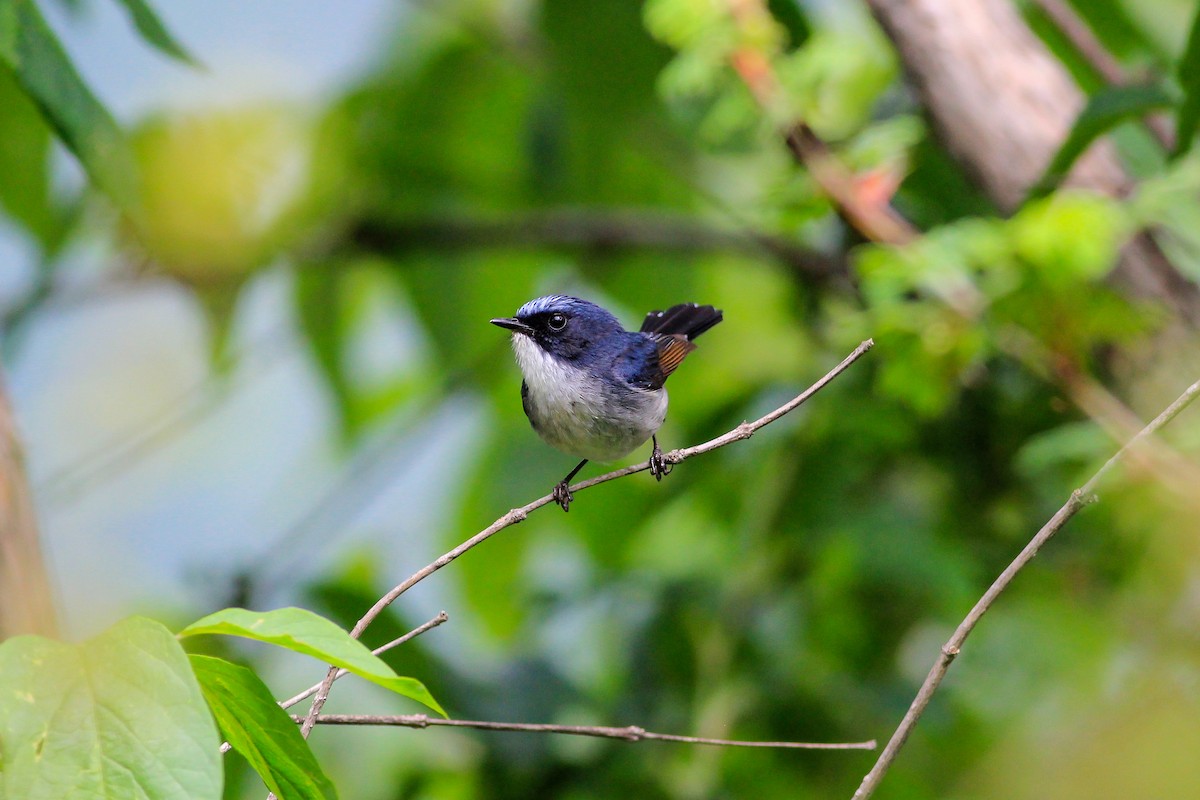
<box><xmin>294</xmin><ymin>714</ymin><xmax>877</xmax><ymax>750</ymax></box>
<box><xmin>852</xmin><ymin>375</ymin><xmax>1200</xmax><ymax>799</ymax></box>
<box><xmin>295</xmin><ymin>339</ymin><xmax>876</xmax><ymax>739</ymax></box>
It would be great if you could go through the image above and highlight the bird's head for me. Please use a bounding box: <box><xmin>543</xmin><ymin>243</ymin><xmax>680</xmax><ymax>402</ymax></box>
<box><xmin>491</xmin><ymin>295</ymin><xmax>624</xmax><ymax>362</ymax></box>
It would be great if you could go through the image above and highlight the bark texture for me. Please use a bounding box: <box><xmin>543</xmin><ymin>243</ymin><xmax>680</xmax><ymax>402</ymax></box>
<box><xmin>865</xmin><ymin>0</ymin><xmax>1200</xmax><ymax>324</ymax></box>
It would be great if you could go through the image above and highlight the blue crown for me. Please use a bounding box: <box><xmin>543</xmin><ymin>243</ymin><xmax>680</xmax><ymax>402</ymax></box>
<box><xmin>516</xmin><ymin>294</ymin><xmax>580</xmax><ymax>318</ymax></box>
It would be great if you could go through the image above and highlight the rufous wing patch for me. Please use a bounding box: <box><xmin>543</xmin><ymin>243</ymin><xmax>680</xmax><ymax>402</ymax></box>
<box><xmin>656</xmin><ymin>334</ymin><xmax>696</xmax><ymax>378</ymax></box>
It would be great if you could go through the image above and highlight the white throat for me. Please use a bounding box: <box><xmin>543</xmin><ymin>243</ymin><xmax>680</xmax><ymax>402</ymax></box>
<box><xmin>509</xmin><ymin>333</ymin><xmax>667</xmax><ymax>462</ymax></box>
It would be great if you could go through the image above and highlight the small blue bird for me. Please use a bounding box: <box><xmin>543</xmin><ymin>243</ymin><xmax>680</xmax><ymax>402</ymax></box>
<box><xmin>491</xmin><ymin>295</ymin><xmax>723</xmax><ymax>511</ymax></box>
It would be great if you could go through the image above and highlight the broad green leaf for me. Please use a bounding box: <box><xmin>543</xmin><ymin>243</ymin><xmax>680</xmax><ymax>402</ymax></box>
<box><xmin>189</xmin><ymin>655</ymin><xmax>337</xmax><ymax>800</ymax></box>
<box><xmin>0</xmin><ymin>0</ymin><xmax>138</xmax><ymax>212</ymax></box>
<box><xmin>1175</xmin><ymin>4</ymin><xmax>1200</xmax><ymax>158</ymax></box>
<box><xmin>0</xmin><ymin>617</ymin><xmax>222</xmax><ymax>800</ymax></box>
<box><xmin>111</xmin><ymin>0</ymin><xmax>198</xmax><ymax>65</ymax></box>
<box><xmin>1030</xmin><ymin>84</ymin><xmax>1176</xmax><ymax>199</ymax></box>
<box><xmin>178</xmin><ymin>607</ymin><xmax>445</xmax><ymax>716</ymax></box>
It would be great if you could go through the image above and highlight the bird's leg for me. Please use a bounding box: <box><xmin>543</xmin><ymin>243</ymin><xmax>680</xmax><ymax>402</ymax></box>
<box><xmin>650</xmin><ymin>435</ymin><xmax>672</xmax><ymax>481</ymax></box>
<box><xmin>553</xmin><ymin>459</ymin><xmax>588</xmax><ymax>512</ymax></box>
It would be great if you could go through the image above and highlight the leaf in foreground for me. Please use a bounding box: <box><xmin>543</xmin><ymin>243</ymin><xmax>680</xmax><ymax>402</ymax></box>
<box><xmin>178</xmin><ymin>606</ymin><xmax>445</xmax><ymax>716</ymax></box>
<box><xmin>0</xmin><ymin>616</ymin><xmax>222</xmax><ymax>800</ymax></box>
<box><xmin>190</xmin><ymin>655</ymin><xmax>337</xmax><ymax>800</ymax></box>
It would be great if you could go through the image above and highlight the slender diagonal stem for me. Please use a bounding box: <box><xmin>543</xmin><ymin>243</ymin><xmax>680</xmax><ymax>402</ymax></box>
<box><xmin>852</xmin><ymin>376</ymin><xmax>1200</xmax><ymax>799</ymax></box>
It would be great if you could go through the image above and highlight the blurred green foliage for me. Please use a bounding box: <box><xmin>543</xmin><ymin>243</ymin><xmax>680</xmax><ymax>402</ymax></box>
<box><xmin>5</xmin><ymin>0</ymin><xmax>1200</xmax><ymax>798</ymax></box>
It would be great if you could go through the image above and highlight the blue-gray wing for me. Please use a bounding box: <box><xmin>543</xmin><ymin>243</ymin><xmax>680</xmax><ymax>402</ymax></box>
<box><xmin>617</xmin><ymin>334</ymin><xmax>695</xmax><ymax>391</ymax></box>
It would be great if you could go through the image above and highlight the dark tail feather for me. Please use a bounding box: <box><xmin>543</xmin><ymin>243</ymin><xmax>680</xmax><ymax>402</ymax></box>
<box><xmin>640</xmin><ymin>303</ymin><xmax>723</xmax><ymax>340</ymax></box>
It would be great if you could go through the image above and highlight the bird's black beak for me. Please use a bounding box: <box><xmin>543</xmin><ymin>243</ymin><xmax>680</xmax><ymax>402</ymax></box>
<box><xmin>490</xmin><ymin>317</ymin><xmax>534</xmax><ymax>336</ymax></box>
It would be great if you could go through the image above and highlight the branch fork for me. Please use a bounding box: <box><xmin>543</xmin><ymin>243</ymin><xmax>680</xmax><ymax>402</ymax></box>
<box><xmin>288</xmin><ymin>340</ymin><xmax>876</xmax><ymax>752</ymax></box>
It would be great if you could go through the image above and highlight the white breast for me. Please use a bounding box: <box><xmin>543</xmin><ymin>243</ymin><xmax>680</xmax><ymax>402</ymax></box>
<box><xmin>512</xmin><ymin>335</ymin><xmax>667</xmax><ymax>462</ymax></box>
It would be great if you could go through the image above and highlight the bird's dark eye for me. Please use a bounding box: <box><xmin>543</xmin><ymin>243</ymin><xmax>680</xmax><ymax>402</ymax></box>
<box><xmin>547</xmin><ymin>313</ymin><xmax>567</xmax><ymax>331</ymax></box>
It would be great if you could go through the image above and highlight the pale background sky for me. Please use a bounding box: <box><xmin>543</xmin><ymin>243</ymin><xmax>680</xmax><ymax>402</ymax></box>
<box><xmin>2</xmin><ymin>2</ymin><xmax>496</xmax><ymax>666</ymax></box>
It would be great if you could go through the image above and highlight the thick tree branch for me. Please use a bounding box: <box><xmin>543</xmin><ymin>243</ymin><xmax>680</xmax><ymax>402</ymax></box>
<box><xmin>295</xmin><ymin>714</ymin><xmax>877</xmax><ymax>750</ymax></box>
<box><xmin>864</xmin><ymin>0</ymin><xmax>1200</xmax><ymax>324</ymax></box>
<box><xmin>295</xmin><ymin>339</ymin><xmax>875</xmax><ymax>739</ymax></box>
<box><xmin>851</xmin><ymin>374</ymin><xmax>1200</xmax><ymax>799</ymax></box>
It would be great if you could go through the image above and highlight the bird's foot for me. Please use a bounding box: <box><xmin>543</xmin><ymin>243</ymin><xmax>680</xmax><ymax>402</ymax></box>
<box><xmin>552</xmin><ymin>480</ymin><xmax>574</xmax><ymax>512</ymax></box>
<box><xmin>650</xmin><ymin>437</ymin><xmax>672</xmax><ymax>482</ymax></box>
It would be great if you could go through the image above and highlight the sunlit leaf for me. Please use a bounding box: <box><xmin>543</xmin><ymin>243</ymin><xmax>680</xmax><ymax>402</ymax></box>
<box><xmin>178</xmin><ymin>606</ymin><xmax>445</xmax><ymax>716</ymax></box>
<box><xmin>0</xmin><ymin>617</ymin><xmax>222</xmax><ymax>799</ymax></box>
<box><xmin>190</xmin><ymin>655</ymin><xmax>337</xmax><ymax>800</ymax></box>
<box><xmin>1011</xmin><ymin>192</ymin><xmax>1128</xmax><ymax>284</ymax></box>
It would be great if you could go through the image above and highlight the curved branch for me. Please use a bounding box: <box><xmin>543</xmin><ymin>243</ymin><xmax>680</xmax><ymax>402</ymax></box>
<box><xmin>295</xmin><ymin>338</ymin><xmax>875</xmax><ymax>738</ymax></box>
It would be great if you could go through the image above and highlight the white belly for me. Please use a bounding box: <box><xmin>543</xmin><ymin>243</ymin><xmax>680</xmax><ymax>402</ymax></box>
<box><xmin>513</xmin><ymin>336</ymin><xmax>668</xmax><ymax>462</ymax></box>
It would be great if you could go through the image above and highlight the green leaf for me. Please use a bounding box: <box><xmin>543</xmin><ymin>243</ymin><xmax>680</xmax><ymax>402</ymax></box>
<box><xmin>178</xmin><ymin>607</ymin><xmax>445</xmax><ymax>716</ymax></box>
<box><xmin>1030</xmin><ymin>84</ymin><xmax>1176</xmax><ymax>199</ymax></box>
<box><xmin>0</xmin><ymin>69</ymin><xmax>56</xmax><ymax>247</ymax></box>
<box><xmin>111</xmin><ymin>0</ymin><xmax>199</xmax><ymax>65</ymax></box>
<box><xmin>0</xmin><ymin>67</ymin><xmax>62</xmax><ymax>248</ymax></box>
<box><xmin>189</xmin><ymin>655</ymin><xmax>337</xmax><ymax>800</ymax></box>
<box><xmin>1012</xmin><ymin>192</ymin><xmax>1128</xmax><ymax>283</ymax></box>
<box><xmin>1175</xmin><ymin>4</ymin><xmax>1200</xmax><ymax>159</ymax></box>
<box><xmin>0</xmin><ymin>617</ymin><xmax>222</xmax><ymax>800</ymax></box>
<box><xmin>0</xmin><ymin>0</ymin><xmax>138</xmax><ymax>212</ymax></box>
